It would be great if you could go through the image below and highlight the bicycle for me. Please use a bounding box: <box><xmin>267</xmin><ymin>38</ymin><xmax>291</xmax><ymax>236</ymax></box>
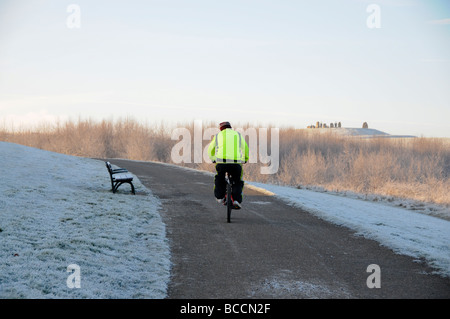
<box><xmin>225</xmin><ymin>172</ymin><xmax>241</xmax><ymax>223</ymax></box>
<box><xmin>225</xmin><ymin>172</ymin><xmax>232</xmax><ymax>223</ymax></box>
<box><xmin>213</xmin><ymin>160</ymin><xmax>243</xmax><ymax>223</ymax></box>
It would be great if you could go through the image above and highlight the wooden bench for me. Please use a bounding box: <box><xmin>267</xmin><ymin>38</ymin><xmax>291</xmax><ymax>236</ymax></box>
<box><xmin>105</xmin><ymin>161</ymin><xmax>135</xmax><ymax>194</ymax></box>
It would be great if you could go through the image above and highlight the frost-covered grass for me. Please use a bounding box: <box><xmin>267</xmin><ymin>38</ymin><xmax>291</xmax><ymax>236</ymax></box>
<box><xmin>1</xmin><ymin>140</ymin><xmax>448</xmax><ymax>300</ymax></box>
<box><xmin>0</xmin><ymin>142</ymin><xmax>170</xmax><ymax>298</ymax></box>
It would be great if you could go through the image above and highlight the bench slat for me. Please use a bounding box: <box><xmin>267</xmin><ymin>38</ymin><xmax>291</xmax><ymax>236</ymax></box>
<box><xmin>112</xmin><ymin>173</ymin><xmax>134</xmax><ymax>181</ymax></box>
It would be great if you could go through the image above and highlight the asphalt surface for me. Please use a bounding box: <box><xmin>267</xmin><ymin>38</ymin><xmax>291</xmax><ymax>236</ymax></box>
<box><xmin>108</xmin><ymin>159</ymin><xmax>450</xmax><ymax>299</ymax></box>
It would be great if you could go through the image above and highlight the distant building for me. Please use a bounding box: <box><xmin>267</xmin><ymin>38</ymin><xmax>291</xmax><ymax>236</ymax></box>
<box><xmin>306</xmin><ymin>121</ymin><xmax>343</xmax><ymax>129</ymax></box>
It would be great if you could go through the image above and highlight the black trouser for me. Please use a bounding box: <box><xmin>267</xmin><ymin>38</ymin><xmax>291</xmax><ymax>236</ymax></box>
<box><xmin>214</xmin><ymin>163</ymin><xmax>244</xmax><ymax>203</ymax></box>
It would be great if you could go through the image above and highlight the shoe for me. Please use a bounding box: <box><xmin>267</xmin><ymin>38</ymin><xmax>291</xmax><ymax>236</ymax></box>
<box><xmin>232</xmin><ymin>200</ymin><xmax>242</xmax><ymax>210</ymax></box>
<box><xmin>216</xmin><ymin>198</ymin><xmax>226</xmax><ymax>205</ymax></box>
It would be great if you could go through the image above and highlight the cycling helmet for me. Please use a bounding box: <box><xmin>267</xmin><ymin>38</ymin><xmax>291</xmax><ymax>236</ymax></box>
<box><xmin>219</xmin><ymin>121</ymin><xmax>232</xmax><ymax>131</ymax></box>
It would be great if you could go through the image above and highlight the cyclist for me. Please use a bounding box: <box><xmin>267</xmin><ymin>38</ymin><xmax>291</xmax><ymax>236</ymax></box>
<box><xmin>208</xmin><ymin>121</ymin><xmax>249</xmax><ymax>209</ymax></box>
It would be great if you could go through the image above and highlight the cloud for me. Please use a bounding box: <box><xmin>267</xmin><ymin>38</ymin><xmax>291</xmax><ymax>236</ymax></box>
<box><xmin>428</xmin><ymin>18</ymin><xmax>450</xmax><ymax>25</ymax></box>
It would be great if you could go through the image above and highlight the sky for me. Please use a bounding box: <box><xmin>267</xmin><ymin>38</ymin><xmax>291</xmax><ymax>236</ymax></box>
<box><xmin>0</xmin><ymin>0</ymin><xmax>449</xmax><ymax>137</ymax></box>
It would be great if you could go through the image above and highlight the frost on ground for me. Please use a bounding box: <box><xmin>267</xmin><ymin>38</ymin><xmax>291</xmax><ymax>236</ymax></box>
<box><xmin>0</xmin><ymin>142</ymin><xmax>170</xmax><ymax>298</ymax></box>
<box><xmin>249</xmin><ymin>182</ymin><xmax>450</xmax><ymax>278</ymax></box>
<box><xmin>249</xmin><ymin>270</ymin><xmax>353</xmax><ymax>299</ymax></box>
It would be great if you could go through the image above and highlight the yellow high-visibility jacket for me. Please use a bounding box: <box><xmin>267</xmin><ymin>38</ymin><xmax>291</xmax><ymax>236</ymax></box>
<box><xmin>208</xmin><ymin>128</ymin><xmax>249</xmax><ymax>163</ymax></box>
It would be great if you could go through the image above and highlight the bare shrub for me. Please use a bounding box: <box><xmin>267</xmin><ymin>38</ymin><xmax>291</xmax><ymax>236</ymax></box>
<box><xmin>1</xmin><ymin>119</ymin><xmax>449</xmax><ymax>205</ymax></box>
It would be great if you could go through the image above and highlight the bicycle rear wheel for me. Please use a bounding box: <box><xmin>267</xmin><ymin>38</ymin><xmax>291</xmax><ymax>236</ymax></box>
<box><xmin>226</xmin><ymin>182</ymin><xmax>232</xmax><ymax>223</ymax></box>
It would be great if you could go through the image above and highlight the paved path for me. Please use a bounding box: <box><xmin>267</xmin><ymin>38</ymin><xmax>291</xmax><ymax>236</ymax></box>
<box><xmin>109</xmin><ymin>159</ymin><xmax>450</xmax><ymax>299</ymax></box>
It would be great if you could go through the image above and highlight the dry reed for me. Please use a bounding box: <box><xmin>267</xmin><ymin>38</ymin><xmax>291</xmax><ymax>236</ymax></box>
<box><xmin>1</xmin><ymin>118</ymin><xmax>448</xmax><ymax>206</ymax></box>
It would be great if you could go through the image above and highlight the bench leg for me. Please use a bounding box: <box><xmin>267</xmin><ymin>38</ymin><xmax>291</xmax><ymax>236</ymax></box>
<box><xmin>112</xmin><ymin>181</ymin><xmax>135</xmax><ymax>194</ymax></box>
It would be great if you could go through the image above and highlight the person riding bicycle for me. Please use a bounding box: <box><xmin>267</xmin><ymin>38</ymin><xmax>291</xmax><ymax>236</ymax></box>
<box><xmin>208</xmin><ymin>121</ymin><xmax>249</xmax><ymax>209</ymax></box>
